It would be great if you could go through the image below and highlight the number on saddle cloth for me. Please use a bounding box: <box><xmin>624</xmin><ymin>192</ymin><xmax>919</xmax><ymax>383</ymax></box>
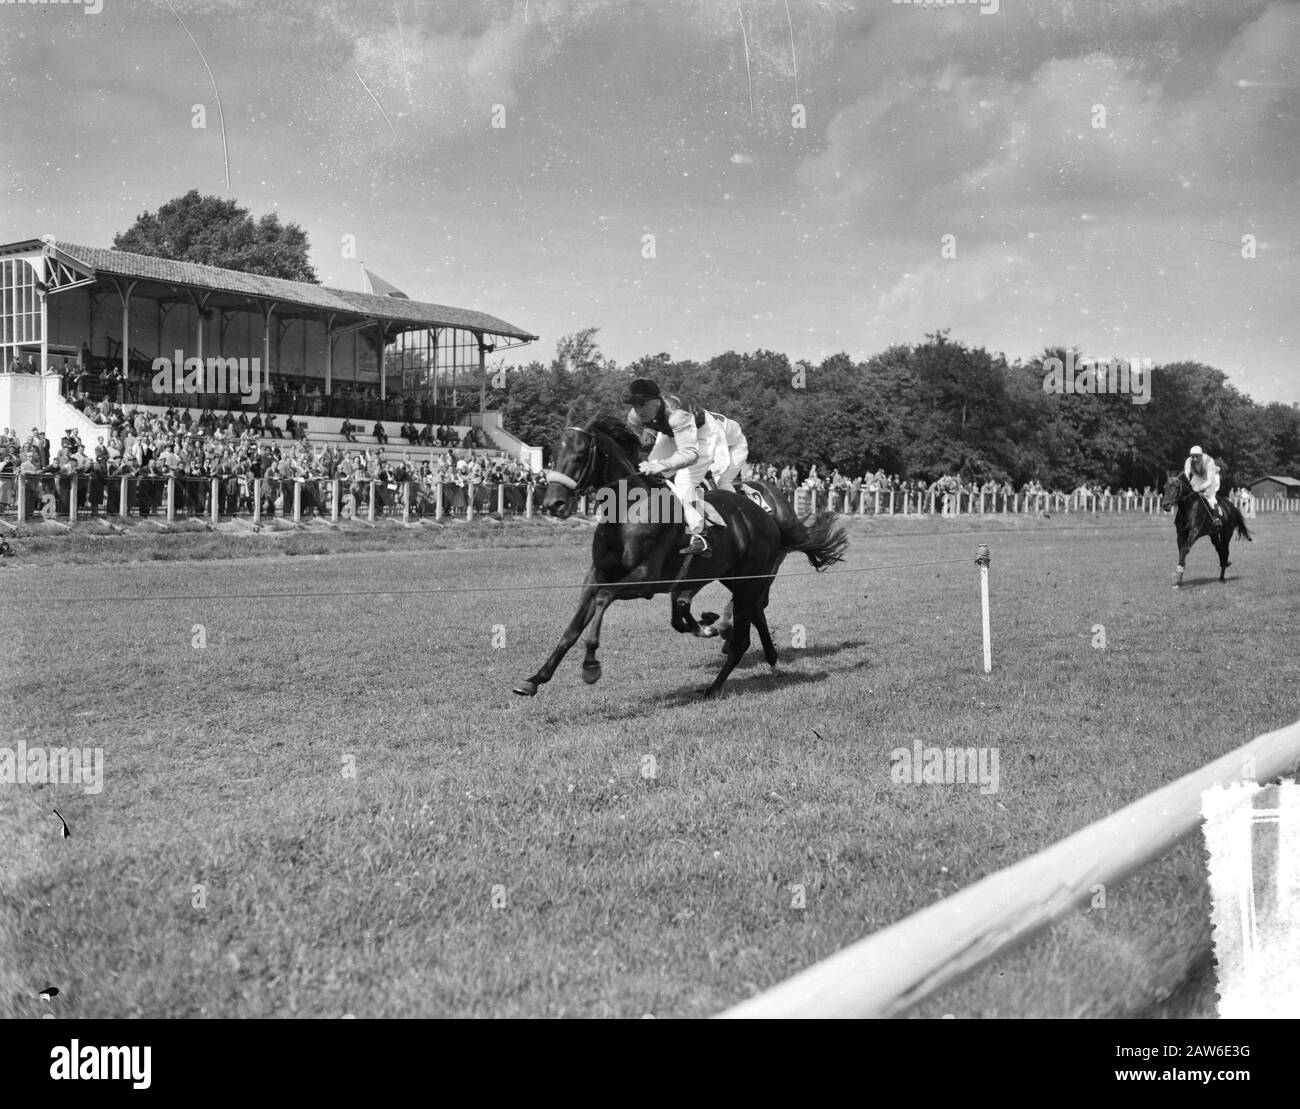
<box><xmin>737</xmin><ymin>481</ymin><xmax>775</xmax><ymax>514</ymax></box>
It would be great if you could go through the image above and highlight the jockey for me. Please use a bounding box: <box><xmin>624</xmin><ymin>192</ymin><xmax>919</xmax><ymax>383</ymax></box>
<box><xmin>701</xmin><ymin>407</ymin><xmax>749</xmax><ymax>492</ymax></box>
<box><xmin>623</xmin><ymin>377</ymin><xmax>720</xmax><ymax>556</ymax></box>
<box><xmin>1185</xmin><ymin>445</ymin><xmax>1222</xmax><ymax>524</ymax></box>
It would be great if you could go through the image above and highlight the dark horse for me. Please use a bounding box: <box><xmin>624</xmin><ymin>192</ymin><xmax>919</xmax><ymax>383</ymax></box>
<box><xmin>1161</xmin><ymin>473</ymin><xmax>1252</xmax><ymax>587</ymax></box>
<box><xmin>513</xmin><ymin>417</ymin><xmax>848</xmax><ymax>697</ymax></box>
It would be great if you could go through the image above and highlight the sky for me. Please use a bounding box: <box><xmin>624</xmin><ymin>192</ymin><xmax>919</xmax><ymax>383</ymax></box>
<box><xmin>1</xmin><ymin>0</ymin><xmax>1297</xmax><ymax>404</ymax></box>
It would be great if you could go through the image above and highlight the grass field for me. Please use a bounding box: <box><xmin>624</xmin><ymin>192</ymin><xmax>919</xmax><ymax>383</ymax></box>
<box><xmin>2</xmin><ymin>510</ymin><xmax>1298</xmax><ymax>1018</ymax></box>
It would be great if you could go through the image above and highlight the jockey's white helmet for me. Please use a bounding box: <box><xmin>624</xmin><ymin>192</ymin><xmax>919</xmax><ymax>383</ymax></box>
<box><xmin>1189</xmin><ymin>445</ymin><xmax>1203</xmax><ymax>455</ymax></box>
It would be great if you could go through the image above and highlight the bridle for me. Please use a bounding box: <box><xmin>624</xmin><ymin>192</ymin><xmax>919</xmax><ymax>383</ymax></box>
<box><xmin>545</xmin><ymin>426</ymin><xmax>598</xmax><ymax>495</ymax></box>
<box><xmin>1162</xmin><ymin>474</ymin><xmax>1196</xmax><ymax>511</ymax></box>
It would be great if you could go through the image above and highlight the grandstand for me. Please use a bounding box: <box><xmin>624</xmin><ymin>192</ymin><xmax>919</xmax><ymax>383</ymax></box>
<box><xmin>0</xmin><ymin>236</ymin><xmax>541</xmax><ymax>470</ymax></box>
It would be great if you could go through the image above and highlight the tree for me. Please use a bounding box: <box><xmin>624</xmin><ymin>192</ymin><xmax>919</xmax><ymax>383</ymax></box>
<box><xmin>112</xmin><ymin>190</ymin><xmax>318</xmax><ymax>282</ymax></box>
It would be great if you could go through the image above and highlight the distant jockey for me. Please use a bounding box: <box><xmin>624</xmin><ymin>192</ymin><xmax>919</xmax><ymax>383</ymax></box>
<box><xmin>1185</xmin><ymin>445</ymin><xmax>1223</xmax><ymax>526</ymax></box>
<box><xmin>702</xmin><ymin>408</ymin><xmax>749</xmax><ymax>492</ymax></box>
<box><xmin>623</xmin><ymin>377</ymin><xmax>722</xmax><ymax>556</ymax></box>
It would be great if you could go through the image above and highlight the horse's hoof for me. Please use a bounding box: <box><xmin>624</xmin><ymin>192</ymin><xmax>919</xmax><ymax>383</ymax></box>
<box><xmin>697</xmin><ymin>626</ymin><xmax>719</xmax><ymax>638</ymax></box>
<box><xmin>581</xmin><ymin>663</ymin><xmax>602</xmax><ymax>684</ymax></box>
<box><xmin>512</xmin><ymin>680</ymin><xmax>538</xmax><ymax>697</ymax></box>
<box><xmin>697</xmin><ymin>685</ymin><xmax>720</xmax><ymax>699</ymax></box>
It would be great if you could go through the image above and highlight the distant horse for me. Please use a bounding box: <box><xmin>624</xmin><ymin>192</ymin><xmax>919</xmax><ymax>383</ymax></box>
<box><xmin>1161</xmin><ymin>473</ymin><xmax>1252</xmax><ymax>586</ymax></box>
<box><xmin>513</xmin><ymin>417</ymin><xmax>847</xmax><ymax>698</ymax></box>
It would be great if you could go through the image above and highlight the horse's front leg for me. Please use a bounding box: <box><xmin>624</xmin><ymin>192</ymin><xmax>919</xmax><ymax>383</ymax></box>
<box><xmin>580</xmin><ymin>588</ymin><xmax>618</xmax><ymax>684</ymax></box>
<box><xmin>514</xmin><ymin>571</ymin><xmax>600</xmax><ymax>696</ymax></box>
<box><xmin>1174</xmin><ymin>530</ymin><xmax>1192</xmax><ymax>588</ymax></box>
<box><xmin>579</xmin><ymin>561</ymin><xmax>672</xmax><ymax>685</ymax></box>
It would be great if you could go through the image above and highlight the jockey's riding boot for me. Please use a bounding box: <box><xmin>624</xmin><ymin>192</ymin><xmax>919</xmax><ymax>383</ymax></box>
<box><xmin>679</xmin><ymin>532</ymin><xmax>710</xmax><ymax>557</ymax></box>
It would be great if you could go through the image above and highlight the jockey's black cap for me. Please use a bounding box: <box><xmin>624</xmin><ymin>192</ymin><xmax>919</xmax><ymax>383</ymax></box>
<box><xmin>622</xmin><ymin>378</ymin><xmax>661</xmax><ymax>404</ymax></box>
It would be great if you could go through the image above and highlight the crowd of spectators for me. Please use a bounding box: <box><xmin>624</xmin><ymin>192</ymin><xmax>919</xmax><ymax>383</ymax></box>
<box><xmin>742</xmin><ymin>462</ymin><xmax>1158</xmax><ymax>512</ymax></box>
<box><xmin>0</xmin><ymin>404</ymin><xmax>540</xmax><ymax>520</ymax></box>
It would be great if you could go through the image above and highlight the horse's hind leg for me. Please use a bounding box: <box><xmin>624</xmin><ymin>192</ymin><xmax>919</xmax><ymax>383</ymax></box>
<box><xmin>753</xmin><ymin>603</ymin><xmax>778</xmax><ymax>668</ymax></box>
<box><xmin>1214</xmin><ymin>534</ymin><xmax>1232</xmax><ymax>581</ymax></box>
<box><xmin>702</xmin><ymin>601</ymin><xmax>753</xmax><ymax>697</ymax></box>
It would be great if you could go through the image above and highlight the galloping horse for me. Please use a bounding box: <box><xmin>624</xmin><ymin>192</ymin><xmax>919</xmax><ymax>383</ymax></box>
<box><xmin>1161</xmin><ymin>473</ymin><xmax>1251</xmax><ymax>586</ymax></box>
<box><xmin>513</xmin><ymin>417</ymin><xmax>847</xmax><ymax>698</ymax></box>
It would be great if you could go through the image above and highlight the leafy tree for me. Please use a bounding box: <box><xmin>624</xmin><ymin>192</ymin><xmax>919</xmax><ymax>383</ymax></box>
<box><xmin>113</xmin><ymin>190</ymin><xmax>318</xmax><ymax>282</ymax></box>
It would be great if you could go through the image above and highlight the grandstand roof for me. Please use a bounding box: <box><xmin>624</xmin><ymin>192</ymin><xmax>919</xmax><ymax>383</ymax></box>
<box><xmin>0</xmin><ymin>238</ymin><xmax>537</xmax><ymax>344</ymax></box>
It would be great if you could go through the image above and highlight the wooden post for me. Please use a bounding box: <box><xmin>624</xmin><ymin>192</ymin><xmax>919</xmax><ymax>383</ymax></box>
<box><xmin>436</xmin><ymin>482</ymin><xmax>444</xmax><ymax>521</ymax></box>
<box><xmin>368</xmin><ymin>480</ymin><xmax>376</xmax><ymax>523</ymax></box>
<box><xmin>252</xmin><ymin>479</ymin><xmax>261</xmax><ymax>525</ymax></box>
<box><xmin>293</xmin><ymin>481</ymin><xmax>302</xmax><ymax>524</ymax></box>
<box><xmin>403</xmin><ymin>481</ymin><xmax>411</xmax><ymax>524</ymax></box>
<box><xmin>888</xmin><ymin>489</ymin><xmax>894</xmax><ymax>514</ymax></box>
<box><xmin>119</xmin><ymin>477</ymin><xmax>129</xmax><ymax>521</ymax></box>
<box><xmin>331</xmin><ymin>478</ymin><xmax>341</xmax><ymax>523</ymax></box>
<box><xmin>811</xmin><ymin>490</ymin><xmax>818</xmax><ymax>514</ymax></box>
<box><xmin>524</xmin><ymin>482</ymin><xmax>532</xmax><ymax>519</ymax></box>
<box><xmin>978</xmin><ymin>544</ymin><xmax>991</xmax><ymax>673</ymax></box>
<box><xmin>166</xmin><ymin>477</ymin><xmax>175</xmax><ymax>522</ymax></box>
<box><xmin>467</xmin><ymin>484</ymin><xmax>476</xmax><ymax>521</ymax></box>
<box><xmin>873</xmin><ymin>489</ymin><xmax>880</xmax><ymax>515</ymax></box>
<box><xmin>16</xmin><ymin>474</ymin><xmax>26</xmax><ymax>523</ymax></box>
<box><xmin>211</xmin><ymin>477</ymin><xmax>220</xmax><ymax>524</ymax></box>
<box><xmin>68</xmin><ymin>473</ymin><xmax>78</xmax><ymax>522</ymax></box>
<box><xmin>497</xmin><ymin>482</ymin><xmax>505</xmax><ymax>516</ymax></box>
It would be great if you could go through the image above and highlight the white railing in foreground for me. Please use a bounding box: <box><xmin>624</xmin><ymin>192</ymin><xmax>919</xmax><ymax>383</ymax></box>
<box><xmin>717</xmin><ymin>718</ymin><xmax>1300</xmax><ymax>1019</ymax></box>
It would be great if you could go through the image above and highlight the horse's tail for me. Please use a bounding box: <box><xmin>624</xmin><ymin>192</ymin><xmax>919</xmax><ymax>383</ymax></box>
<box><xmin>1234</xmin><ymin>507</ymin><xmax>1253</xmax><ymax>542</ymax></box>
<box><xmin>786</xmin><ymin>510</ymin><xmax>849</xmax><ymax>571</ymax></box>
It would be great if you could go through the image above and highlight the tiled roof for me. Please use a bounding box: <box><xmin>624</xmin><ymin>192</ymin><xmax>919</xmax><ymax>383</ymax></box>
<box><xmin>44</xmin><ymin>241</ymin><xmax>537</xmax><ymax>342</ymax></box>
<box><xmin>1252</xmin><ymin>475</ymin><xmax>1300</xmax><ymax>487</ymax></box>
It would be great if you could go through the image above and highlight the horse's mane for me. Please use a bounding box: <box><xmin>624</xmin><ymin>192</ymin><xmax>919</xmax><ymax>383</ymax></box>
<box><xmin>586</xmin><ymin>416</ymin><xmax>643</xmax><ymax>463</ymax></box>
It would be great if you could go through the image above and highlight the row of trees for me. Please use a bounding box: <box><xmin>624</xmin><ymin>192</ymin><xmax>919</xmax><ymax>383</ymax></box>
<box><xmin>491</xmin><ymin>329</ymin><xmax>1300</xmax><ymax>490</ymax></box>
<box><xmin>108</xmin><ymin>194</ymin><xmax>1298</xmax><ymax>489</ymax></box>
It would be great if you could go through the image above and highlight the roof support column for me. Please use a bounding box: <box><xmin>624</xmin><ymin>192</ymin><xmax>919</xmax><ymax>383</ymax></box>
<box><xmin>377</xmin><ymin>322</ymin><xmax>386</xmax><ymax>404</ymax></box>
<box><xmin>262</xmin><ymin>302</ymin><xmax>277</xmax><ymax>406</ymax></box>
<box><xmin>190</xmin><ymin>292</ymin><xmax>212</xmax><ymax>365</ymax></box>
<box><xmin>478</xmin><ymin>333</ymin><xmax>486</xmax><ymax>414</ymax></box>
<box><xmin>323</xmin><ymin>313</ymin><xmax>336</xmax><ymax>396</ymax></box>
<box><xmin>112</xmin><ymin>278</ymin><xmax>139</xmax><ymax>381</ymax></box>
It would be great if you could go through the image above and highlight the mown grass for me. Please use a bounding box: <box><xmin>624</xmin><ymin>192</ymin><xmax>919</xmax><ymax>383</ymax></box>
<box><xmin>1</xmin><ymin>511</ymin><xmax>1296</xmax><ymax>1018</ymax></box>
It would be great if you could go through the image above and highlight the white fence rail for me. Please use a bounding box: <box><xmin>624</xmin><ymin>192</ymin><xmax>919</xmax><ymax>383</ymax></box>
<box><xmin>717</xmin><ymin>718</ymin><xmax>1300</xmax><ymax>1019</ymax></box>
